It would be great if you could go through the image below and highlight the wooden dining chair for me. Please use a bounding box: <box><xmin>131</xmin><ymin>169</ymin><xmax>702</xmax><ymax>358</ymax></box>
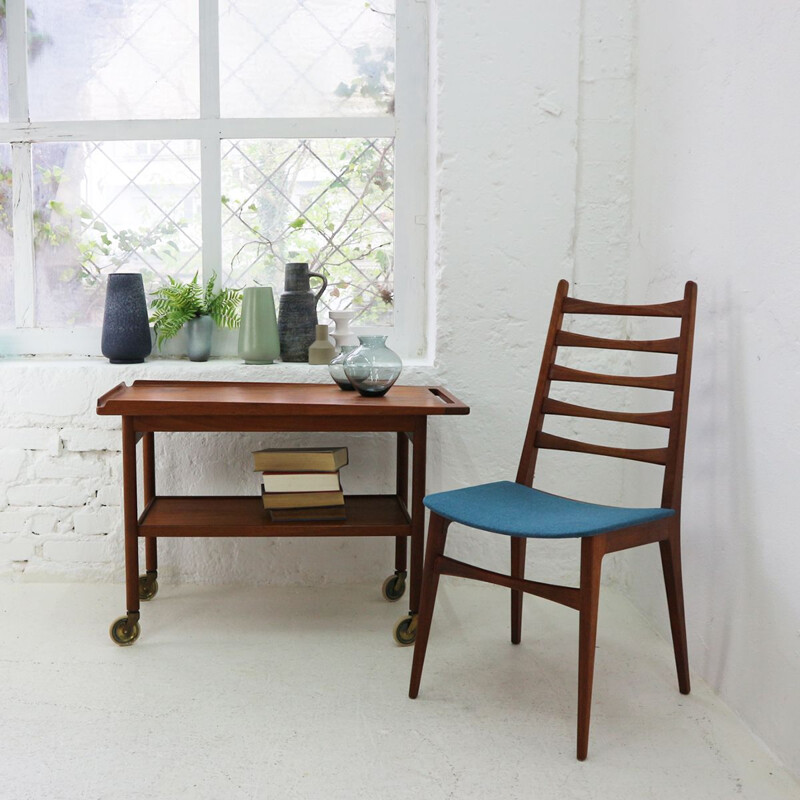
<box><xmin>409</xmin><ymin>279</ymin><xmax>697</xmax><ymax>760</ymax></box>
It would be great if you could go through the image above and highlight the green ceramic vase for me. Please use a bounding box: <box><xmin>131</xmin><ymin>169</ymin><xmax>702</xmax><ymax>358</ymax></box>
<box><xmin>238</xmin><ymin>287</ymin><xmax>280</xmax><ymax>364</ymax></box>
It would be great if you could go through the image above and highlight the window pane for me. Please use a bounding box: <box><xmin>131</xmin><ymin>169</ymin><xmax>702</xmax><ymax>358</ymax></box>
<box><xmin>0</xmin><ymin>145</ymin><xmax>12</xmax><ymax>325</ymax></box>
<box><xmin>222</xmin><ymin>138</ymin><xmax>393</xmax><ymax>327</ymax></box>
<box><xmin>220</xmin><ymin>1</ymin><xmax>395</xmax><ymax>117</ymax></box>
<box><xmin>33</xmin><ymin>141</ymin><xmax>201</xmax><ymax>327</ymax></box>
<box><xmin>27</xmin><ymin>1</ymin><xmax>199</xmax><ymax>121</ymax></box>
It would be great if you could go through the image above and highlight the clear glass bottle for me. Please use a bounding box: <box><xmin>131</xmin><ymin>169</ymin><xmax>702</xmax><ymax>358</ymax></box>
<box><xmin>343</xmin><ymin>336</ymin><xmax>403</xmax><ymax>397</ymax></box>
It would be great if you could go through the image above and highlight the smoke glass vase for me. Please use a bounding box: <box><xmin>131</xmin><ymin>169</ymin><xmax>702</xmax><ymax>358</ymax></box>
<box><xmin>342</xmin><ymin>336</ymin><xmax>402</xmax><ymax>397</ymax></box>
<box><xmin>328</xmin><ymin>345</ymin><xmax>358</xmax><ymax>390</ymax></box>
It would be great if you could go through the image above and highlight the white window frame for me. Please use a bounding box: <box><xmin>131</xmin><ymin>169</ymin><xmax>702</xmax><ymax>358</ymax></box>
<box><xmin>0</xmin><ymin>0</ymin><xmax>428</xmax><ymax>360</ymax></box>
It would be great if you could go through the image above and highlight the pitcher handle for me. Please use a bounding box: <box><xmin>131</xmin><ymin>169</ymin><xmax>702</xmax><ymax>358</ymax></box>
<box><xmin>309</xmin><ymin>272</ymin><xmax>328</xmax><ymax>302</ymax></box>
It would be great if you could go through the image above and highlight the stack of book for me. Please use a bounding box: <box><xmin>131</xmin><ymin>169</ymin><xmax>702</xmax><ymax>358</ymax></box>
<box><xmin>254</xmin><ymin>447</ymin><xmax>348</xmax><ymax>522</ymax></box>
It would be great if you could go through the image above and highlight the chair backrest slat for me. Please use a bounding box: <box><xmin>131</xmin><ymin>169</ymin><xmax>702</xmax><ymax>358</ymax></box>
<box><xmin>535</xmin><ymin>431</ymin><xmax>669</xmax><ymax>465</ymax></box>
<box><xmin>541</xmin><ymin>398</ymin><xmax>673</xmax><ymax>428</ymax></box>
<box><xmin>516</xmin><ymin>280</ymin><xmax>697</xmax><ymax>511</ymax></box>
<box><xmin>561</xmin><ymin>297</ymin><xmax>686</xmax><ymax>317</ymax></box>
<box><xmin>555</xmin><ymin>330</ymin><xmax>681</xmax><ymax>354</ymax></box>
<box><xmin>549</xmin><ymin>364</ymin><xmax>676</xmax><ymax>391</ymax></box>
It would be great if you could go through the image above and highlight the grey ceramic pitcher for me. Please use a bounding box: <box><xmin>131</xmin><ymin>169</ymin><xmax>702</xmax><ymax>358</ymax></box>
<box><xmin>277</xmin><ymin>262</ymin><xmax>328</xmax><ymax>362</ymax></box>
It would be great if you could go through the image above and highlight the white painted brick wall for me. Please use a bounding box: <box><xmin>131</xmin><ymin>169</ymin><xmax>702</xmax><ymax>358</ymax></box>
<box><xmin>0</xmin><ymin>511</ymin><xmax>29</xmax><ymax>533</ymax></box>
<box><xmin>0</xmin><ymin>539</ymin><xmax>35</xmax><ymax>561</ymax></box>
<box><xmin>7</xmin><ymin>484</ymin><xmax>89</xmax><ymax>507</ymax></box>
<box><xmin>73</xmin><ymin>508</ymin><xmax>118</xmax><ymax>536</ymax></box>
<box><xmin>0</xmin><ymin>428</ymin><xmax>60</xmax><ymax>454</ymax></box>
<box><xmin>60</xmin><ymin>428</ymin><xmax>121</xmax><ymax>453</ymax></box>
<box><xmin>1</xmin><ymin>0</ymin><xmax>638</xmax><ymax>587</ymax></box>
<box><xmin>0</xmin><ymin>450</ymin><xmax>26</xmax><ymax>484</ymax></box>
<box><xmin>96</xmin><ymin>485</ymin><xmax>121</xmax><ymax>506</ymax></box>
<box><xmin>34</xmin><ymin>453</ymin><xmax>107</xmax><ymax>480</ymax></box>
<box><xmin>30</xmin><ymin>512</ymin><xmax>59</xmax><ymax>535</ymax></box>
<box><xmin>42</xmin><ymin>539</ymin><xmax>114</xmax><ymax>563</ymax></box>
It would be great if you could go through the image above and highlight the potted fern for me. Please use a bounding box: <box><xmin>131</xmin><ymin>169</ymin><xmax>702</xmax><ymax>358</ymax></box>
<box><xmin>149</xmin><ymin>273</ymin><xmax>242</xmax><ymax>361</ymax></box>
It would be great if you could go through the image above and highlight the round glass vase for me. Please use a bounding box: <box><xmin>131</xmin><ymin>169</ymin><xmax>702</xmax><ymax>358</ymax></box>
<box><xmin>328</xmin><ymin>345</ymin><xmax>358</xmax><ymax>390</ymax></box>
<box><xmin>342</xmin><ymin>336</ymin><xmax>403</xmax><ymax>397</ymax></box>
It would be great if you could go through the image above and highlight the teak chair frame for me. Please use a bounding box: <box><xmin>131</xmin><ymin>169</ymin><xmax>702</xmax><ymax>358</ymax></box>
<box><xmin>409</xmin><ymin>279</ymin><xmax>698</xmax><ymax>760</ymax></box>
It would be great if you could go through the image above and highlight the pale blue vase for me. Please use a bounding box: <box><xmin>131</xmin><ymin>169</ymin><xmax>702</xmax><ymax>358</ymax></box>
<box><xmin>186</xmin><ymin>315</ymin><xmax>213</xmax><ymax>362</ymax></box>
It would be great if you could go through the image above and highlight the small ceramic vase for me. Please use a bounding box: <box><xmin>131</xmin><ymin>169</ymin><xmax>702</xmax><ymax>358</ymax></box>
<box><xmin>328</xmin><ymin>344</ymin><xmax>358</xmax><ymax>390</ymax></box>
<box><xmin>101</xmin><ymin>272</ymin><xmax>152</xmax><ymax>364</ymax></box>
<box><xmin>238</xmin><ymin>287</ymin><xmax>280</xmax><ymax>364</ymax></box>
<box><xmin>186</xmin><ymin>315</ymin><xmax>213</xmax><ymax>362</ymax></box>
<box><xmin>329</xmin><ymin>310</ymin><xmax>359</xmax><ymax>348</ymax></box>
<box><xmin>343</xmin><ymin>335</ymin><xmax>403</xmax><ymax>397</ymax></box>
<box><xmin>308</xmin><ymin>324</ymin><xmax>336</xmax><ymax>365</ymax></box>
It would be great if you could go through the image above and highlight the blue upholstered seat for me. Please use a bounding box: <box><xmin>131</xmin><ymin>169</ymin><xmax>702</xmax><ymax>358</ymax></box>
<box><xmin>423</xmin><ymin>480</ymin><xmax>674</xmax><ymax>539</ymax></box>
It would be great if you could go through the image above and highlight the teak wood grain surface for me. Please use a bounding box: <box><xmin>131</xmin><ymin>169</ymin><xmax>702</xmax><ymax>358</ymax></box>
<box><xmin>97</xmin><ymin>380</ymin><xmax>469</xmax><ymax>418</ymax></box>
<box><xmin>97</xmin><ymin>378</ymin><xmax>470</xmax><ymax>649</ymax></box>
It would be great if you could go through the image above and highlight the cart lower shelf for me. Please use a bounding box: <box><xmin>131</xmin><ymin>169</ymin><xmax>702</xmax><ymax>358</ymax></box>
<box><xmin>138</xmin><ymin>495</ymin><xmax>411</xmax><ymax>537</ymax></box>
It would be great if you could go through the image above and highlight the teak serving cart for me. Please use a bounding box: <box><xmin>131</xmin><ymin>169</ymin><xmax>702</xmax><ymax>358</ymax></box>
<box><xmin>96</xmin><ymin>380</ymin><xmax>469</xmax><ymax>646</ymax></box>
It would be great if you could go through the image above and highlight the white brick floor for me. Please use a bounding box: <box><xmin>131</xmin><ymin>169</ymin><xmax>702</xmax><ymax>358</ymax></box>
<box><xmin>1</xmin><ymin>580</ymin><xmax>797</xmax><ymax>800</ymax></box>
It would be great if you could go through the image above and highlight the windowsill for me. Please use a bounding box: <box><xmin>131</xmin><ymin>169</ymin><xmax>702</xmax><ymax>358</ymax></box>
<box><xmin>0</xmin><ymin>354</ymin><xmax>440</xmax><ymax>378</ymax></box>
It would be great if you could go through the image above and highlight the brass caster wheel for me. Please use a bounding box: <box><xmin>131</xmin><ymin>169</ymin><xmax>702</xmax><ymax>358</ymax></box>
<box><xmin>109</xmin><ymin>616</ymin><xmax>141</xmax><ymax>647</ymax></box>
<box><xmin>138</xmin><ymin>572</ymin><xmax>159</xmax><ymax>601</ymax></box>
<box><xmin>381</xmin><ymin>570</ymin><xmax>407</xmax><ymax>602</ymax></box>
<box><xmin>393</xmin><ymin>613</ymin><xmax>418</xmax><ymax>646</ymax></box>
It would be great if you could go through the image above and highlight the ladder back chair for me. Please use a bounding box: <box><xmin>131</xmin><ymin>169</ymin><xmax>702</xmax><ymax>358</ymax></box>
<box><xmin>409</xmin><ymin>279</ymin><xmax>697</xmax><ymax>760</ymax></box>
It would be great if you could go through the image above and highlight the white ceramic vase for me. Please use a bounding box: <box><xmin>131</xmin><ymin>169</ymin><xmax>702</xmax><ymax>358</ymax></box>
<box><xmin>329</xmin><ymin>311</ymin><xmax>359</xmax><ymax>349</ymax></box>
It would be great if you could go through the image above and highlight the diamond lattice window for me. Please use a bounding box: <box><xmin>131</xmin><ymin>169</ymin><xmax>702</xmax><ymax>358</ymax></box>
<box><xmin>0</xmin><ymin>0</ymin><xmax>424</xmax><ymax>354</ymax></box>
<box><xmin>223</xmin><ymin>138</ymin><xmax>393</xmax><ymax>325</ymax></box>
<box><xmin>32</xmin><ymin>141</ymin><xmax>202</xmax><ymax>327</ymax></box>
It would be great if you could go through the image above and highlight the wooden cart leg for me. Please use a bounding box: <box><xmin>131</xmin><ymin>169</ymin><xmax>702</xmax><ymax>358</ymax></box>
<box><xmin>391</xmin><ymin>420</ymin><xmax>427</xmax><ymax>644</ymax></box>
<box><xmin>382</xmin><ymin>432</ymin><xmax>409</xmax><ymax>603</ymax></box>
<box><xmin>110</xmin><ymin>416</ymin><xmax>142</xmax><ymax>645</ymax></box>
<box><xmin>141</xmin><ymin>432</ymin><xmax>158</xmax><ymax>601</ymax></box>
<box><xmin>395</xmin><ymin>431</ymin><xmax>409</xmax><ymax>574</ymax></box>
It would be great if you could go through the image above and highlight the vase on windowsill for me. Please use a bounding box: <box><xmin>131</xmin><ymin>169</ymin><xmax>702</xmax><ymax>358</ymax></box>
<box><xmin>329</xmin><ymin>310</ymin><xmax>358</xmax><ymax>348</ymax></box>
<box><xmin>186</xmin><ymin>315</ymin><xmax>213</xmax><ymax>362</ymax></box>
<box><xmin>328</xmin><ymin>344</ymin><xmax>358</xmax><ymax>390</ymax></box>
<box><xmin>342</xmin><ymin>335</ymin><xmax>402</xmax><ymax>397</ymax></box>
<box><xmin>101</xmin><ymin>273</ymin><xmax>152</xmax><ymax>364</ymax></box>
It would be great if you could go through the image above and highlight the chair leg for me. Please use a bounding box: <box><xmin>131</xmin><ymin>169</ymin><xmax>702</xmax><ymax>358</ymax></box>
<box><xmin>409</xmin><ymin>513</ymin><xmax>450</xmax><ymax>699</ymax></box>
<box><xmin>659</xmin><ymin>532</ymin><xmax>691</xmax><ymax>694</ymax></box>
<box><xmin>510</xmin><ymin>536</ymin><xmax>527</xmax><ymax>644</ymax></box>
<box><xmin>577</xmin><ymin>535</ymin><xmax>604</xmax><ymax>761</ymax></box>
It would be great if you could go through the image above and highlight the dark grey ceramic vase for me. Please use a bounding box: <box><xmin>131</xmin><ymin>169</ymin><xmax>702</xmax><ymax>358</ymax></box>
<box><xmin>101</xmin><ymin>273</ymin><xmax>152</xmax><ymax>364</ymax></box>
<box><xmin>278</xmin><ymin>262</ymin><xmax>328</xmax><ymax>362</ymax></box>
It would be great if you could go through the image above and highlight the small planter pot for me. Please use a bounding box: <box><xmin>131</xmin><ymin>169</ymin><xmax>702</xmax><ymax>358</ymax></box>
<box><xmin>186</xmin><ymin>315</ymin><xmax>213</xmax><ymax>362</ymax></box>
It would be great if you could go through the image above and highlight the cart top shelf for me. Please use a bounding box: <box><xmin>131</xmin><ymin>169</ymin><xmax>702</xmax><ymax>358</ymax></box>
<box><xmin>97</xmin><ymin>380</ymin><xmax>470</xmax><ymax>418</ymax></box>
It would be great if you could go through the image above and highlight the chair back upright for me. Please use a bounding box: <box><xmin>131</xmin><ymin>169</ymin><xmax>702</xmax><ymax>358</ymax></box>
<box><xmin>515</xmin><ymin>279</ymin><xmax>698</xmax><ymax>512</ymax></box>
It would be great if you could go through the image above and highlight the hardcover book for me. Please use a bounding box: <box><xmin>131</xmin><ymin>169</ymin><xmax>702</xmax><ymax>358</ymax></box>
<box><xmin>261</xmin><ymin>472</ymin><xmax>342</xmax><ymax>493</ymax></box>
<box><xmin>260</xmin><ymin>488</ymin><xmax>345</xmax><ymax>509</ymax></box>
<box><xmin>253</xmin><ymin>447</ymin><xmax>348</xmax><ymax>473</ymax></box>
